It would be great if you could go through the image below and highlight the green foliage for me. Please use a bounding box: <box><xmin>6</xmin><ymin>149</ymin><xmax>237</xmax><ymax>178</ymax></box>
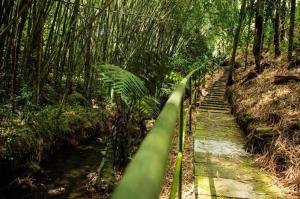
<box><xmin>97</xmin><ymin>64</ymin><xmax>147</xmax><ymax>104</ymax></box>
<box><xmin>41</xmin><ymin>84</ymin><xmax>59</xmax><ymax>104</ymax></box>
<box><xmin>97</xmin><ymin>64</ymin><xmax>160</xmax><ymax>117</ymax></box>
<box><xmin>137</xmin><ymin>96</ymin><xmax>160</xmax><ymax>117</ymax></box>
<box><xmin>1</xmin><ymin>105</ymin><xmax>106</xmax><ymax>166</ymax></box>
<box><xmin>182</xmin><ymin>31</ymin><xmax>210</xmax><ymax>61</ymax></box>
<box><xmin>127</xmin><ymin>51</ymin><xmax>169</xmax><ymax>96</ymax></box>
<box><xmin>16</xmin><ymin>84</ymin><xmax>35</xmax><ymax>109</ymax></box>
<box><xmin>67</xmin><ymin>91</ymin><xmax>89</xmax><ymax>106</ymax></box>
<box><xmin>169</xmin><ymin>54</ymin><xmax>191</xmax><ymax>75</ymax></box>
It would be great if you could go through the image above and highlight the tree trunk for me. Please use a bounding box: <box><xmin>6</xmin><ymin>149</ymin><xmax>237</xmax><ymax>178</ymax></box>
<box><xmin>274</xmin><ymin>0</ymin><xmax>281</xmax><ymax>57</ymax></box>
<box><xmin>244</xmin><ymin>0</ymin><xmax>255</xmax><ymax>69</ymax></box>
<box><xmin>229</xmin><ymin>0</ymin><xmax>247</xmax><ymax>84</ymax></box>
<box><xmin>253</xmin><ymin>0</ymin><xmax>265</xmax><ymax>73</ymax></box>
<box><xmin>280</xmin><ymin>0</ymin><xmax>287</xmax><ymax>41</ymax></box>
<box><xmin>287</xmin><ymin>0</ymin><xmax>296</xmax><ymax>62</ymax></box>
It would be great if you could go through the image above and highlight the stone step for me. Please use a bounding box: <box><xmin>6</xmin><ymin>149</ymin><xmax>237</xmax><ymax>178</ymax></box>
<box><xmin>208</xmin><ymin>91</ymin><xmax>225</xmax><ymax>94</ymax></box>
<box><xmin>200</xmin><ymin>105</ymin><xmax>230</xmax><ymax>111</ymax></box>
<box><xmin>205</xmin><ymin>98</ymin><xmax>226</xmax><ymax>102</ymax></box>
<box><xmin>211</xmin><ymin>84</ymin><xmax>226</xmax><ymax>88</ymax></box>
<box><xmin>198</xmin><ymin>109</ymin><xmax>230</xmax><ymax>114</ymax></box>
<box><xmin>213</xmin><ymin>81</ymin><xmax>227</xmax><ymax>85</ymax></box>
<box><xmin>209</xmin><ymin>88</ymin><xmax>226</xmax><ymax>91</ymax></box>
<box><xmin>205</xmin><ymin>97</ymin><xmax>226</xmax><ymax>101</ymax></box>
<box><xmin>194</xmin><ymin>70</ymin><xmax>284</xmax><ymax>199</ymax></box>
<box><xmin>206</xmin><ymin>87</ymin><xmax>226</xmax><ymax>91</ymax></box>
<box><xmin>201</xmin><ymin>102</ymin><xmax>229</xmax><ymax>107</ymax></box>
<box><xmin>202</xmin><ymin>100</ymin><xmax>228</xmax><ymax>105</ymax></box>
<box><xmin>207</xmin><ymin>95</ymin><xmax>225</xmax><ymax>98</ymax></box>
<box><xmin>206</xmin><ymin>95</ymin><xmax>225</xmax><ymax>98</ymax></box>
<box><xmin>207</xmin><ymin>92</ymin><xmax>225</xmax><ymax>95</ymax></box>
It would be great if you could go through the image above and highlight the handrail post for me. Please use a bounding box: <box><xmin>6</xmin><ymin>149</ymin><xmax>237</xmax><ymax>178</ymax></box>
<box><xmin>197</xmin><ymin>71</ymin><xmax>201</xmax><ymax>103</ymax></box>
<box><xmin>189</xmin><ymin>77</ymin><xmax>192</xmax><ymax>132</ymax></box>
<box><xmin>178</xmin><ymin>96</ymin><xmax>184</xmax><ymax>199</ymax></box>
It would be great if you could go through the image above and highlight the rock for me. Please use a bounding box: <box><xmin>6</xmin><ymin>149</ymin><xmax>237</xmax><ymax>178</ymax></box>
<box><xmin>201</xmin><ymin>89</ymin><xmax>208</xmax><ymax>97</ymax></box>
<box><xmin>47</xmin><ymin>187</ymin><xmax>66</xmax><ymax>196</ymax></box>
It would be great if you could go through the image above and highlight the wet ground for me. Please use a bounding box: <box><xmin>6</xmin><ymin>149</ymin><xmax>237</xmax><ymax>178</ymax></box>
<box><xmin>0</xmin><ymin>138</ymin><xmax>104</xmax><ymax>199</ymax></box>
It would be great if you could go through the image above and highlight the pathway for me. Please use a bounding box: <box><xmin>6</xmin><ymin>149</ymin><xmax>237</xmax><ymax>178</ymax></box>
<box><xmin>194</xmin><ymin>67</ymin><xmax>284</xmax><ymax>199</ymax></box>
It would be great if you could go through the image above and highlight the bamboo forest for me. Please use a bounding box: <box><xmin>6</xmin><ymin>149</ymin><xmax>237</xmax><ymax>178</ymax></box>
<box><xmin>0</xmin><ymin>0</ymin><xmax>299</xmax><ymax>198</ymax></box>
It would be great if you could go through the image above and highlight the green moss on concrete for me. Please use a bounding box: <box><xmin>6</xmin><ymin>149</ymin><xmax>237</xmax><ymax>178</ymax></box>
<box><xmin>194</xmin><ymin>95</ymin><xmax>285</xmax><ymax>198</ymax></box>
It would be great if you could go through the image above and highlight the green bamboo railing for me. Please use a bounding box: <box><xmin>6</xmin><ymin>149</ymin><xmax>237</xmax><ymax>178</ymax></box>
<box><xmin>111</xmin><ymin>67</ymin><xmax>205</xmax><ymax>199</ymax></box>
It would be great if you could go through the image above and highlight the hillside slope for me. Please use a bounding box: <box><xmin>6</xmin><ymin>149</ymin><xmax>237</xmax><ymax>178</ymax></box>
<box><xmin>228</xmin><ymin>51</ymin><xmax>300</xmax><ymax>197</ymax></box>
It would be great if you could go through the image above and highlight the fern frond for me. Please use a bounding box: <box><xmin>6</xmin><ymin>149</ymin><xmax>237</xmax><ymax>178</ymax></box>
<box><xmin>137</xmin><ymin>96</ymin><xmax>160</xmax><ymax>117</ymax></box>
<box><xmin>96</xmin><ymin>64</ymin><xmax>147</xmax><ymax>105</ymax></box>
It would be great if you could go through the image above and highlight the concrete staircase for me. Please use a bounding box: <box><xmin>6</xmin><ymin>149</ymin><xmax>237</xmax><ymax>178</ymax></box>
<box><xmin>194</xmin><ymin>67</ymin><xmax>284</xmax><ymax>199</ymax></box>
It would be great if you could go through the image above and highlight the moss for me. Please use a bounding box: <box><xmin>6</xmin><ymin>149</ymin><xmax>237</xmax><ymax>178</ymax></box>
<box><xmin>194</xmin><ymin>91</ymin><xmax>284</xmax><ymax>198</ymax></box>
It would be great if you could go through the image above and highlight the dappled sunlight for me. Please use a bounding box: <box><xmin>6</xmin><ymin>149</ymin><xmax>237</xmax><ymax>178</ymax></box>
<box><xmin>0</xmin><ymin>0</ymin><xmax>299</xmax><ymax>198</ymax></box>
<box><xmin>230</xmin><ymin>47</ymin><xmax>300</xmax><ymax>196</ymax></box>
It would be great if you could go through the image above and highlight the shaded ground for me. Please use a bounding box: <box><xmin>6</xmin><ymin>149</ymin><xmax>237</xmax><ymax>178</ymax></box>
<box><xmin>0</xmin><ymin>138</ymin><xmax>105</xmax><ymax>199</ymax></box>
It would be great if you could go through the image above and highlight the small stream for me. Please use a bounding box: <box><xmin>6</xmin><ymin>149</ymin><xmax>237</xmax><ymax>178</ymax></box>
<box><xmin>1</xmin><ymin>138</ymin><xmax>104</xmax><ymax>199</ymax></box>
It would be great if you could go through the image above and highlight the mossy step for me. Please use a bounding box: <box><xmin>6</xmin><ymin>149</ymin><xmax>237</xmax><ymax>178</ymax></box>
<box><xmin>208</xmin><ymin>91</ymin><xmax>226</xmax><ymax>94</ymax></box>
<box><xmin>202</xmin><ymin>100</ymin><xmax>227</xmax><ymax>103</ymax></box>
<box><xmin>212</xmin><ymin>83</ymin><xmax>227</xmax><ymax>86</ymax></box>
<box><xmin>200</xmin><ymin>106</ymin><xmax>230</xmax><ymax>111</ymax></box>
<box><xmin>205</xmin><ymin>96</ymin><xmax>226</xmax><ymax>99</ymax></box>
<box><xmin>207</xmin><ymin>91</ymin><xmax>225</xmax><ymax>94</ymax></box>
<box><xmin>194</xmin><ymin>104</ymin><xmax>284</xmax><ymax>198</ymax></box>
<box><xmin>207</xmin><ymin>92</ymin><xmax>225</xmax><ymax>95</ymax></box>
<box><xmin>208</xmin><ymin>89</ymin><xmax>226</xmax><ymax>91</ymax></box>
<box><xmin>205</xmin><ymin>94</ymin><xmax>225</xmax><ymax>97</ymax></box>
<box><xmin>201</xmin><ymin>102</ymin><xmax>228</xmax><ymax>106</ymax></box>
<box><xmin>196</xmin><ymin>125</ymin><xmax>239</xmax><ymax>132</ymax></box>
<box><xmin>204</xmin><ymin>99</ymin><xmax>226</xmax><ymax>102</ymax></box>
<box><xmin>208</xmin><ymin>91</ymin><xmax>226</xmax><ymax>93</ymax></box>
<box><xmin>198</xmin><ymin>109</ymin><xmax>230</xmax><ymax>114</ymax></box>
<box><xmin>206</xmin><ymin>94</ymin><xmax>225</xmax><ymax>96</ymax></box>
<box><xmin>196</xmin><ymin>177</ymin><xmax>283</xmax><ymax>199</ymax></box>
<box><xmin>201</xmin><ymin>103</ymin><xmax>229</xmax><ymax>108</ymax></box>
<box><xmin>209</xmin><ymin>86</ymin><xmax>226</xmax><ymax>89</ymax></box>
<box><xmin>207</xmin><ymin>95</ymin><xmax>225</xmax><ymax>98</ymax></box>
<box><xmin>211</xmin><ymin>82</ymin><xmax>227</xmax><ymax>85</ymax></box>
<box><xmin>209</xmin><ymin>87</ymin><xmax>226</xmax><ymax>89</ymax></box>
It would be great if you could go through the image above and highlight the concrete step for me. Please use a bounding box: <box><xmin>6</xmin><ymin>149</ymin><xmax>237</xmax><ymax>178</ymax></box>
<box><xmin>202</xmin><ymin>100</ymin><xmax>228</xmax><ymax>104</ymax></box>
<box><xmin>207</xmin><ymin>94</ymin><xmax>225</xmax><ymax>97</ymax></box>
<box><xmin>201</xmin><ymin>102</ymin><xmax>229</xmax><ymax>107</ymax></box>
<box><xmin>198</xmin><ymin>109</ymin><xmax>230</xmax><ymax>114</ymax></box>
<box><xmin>205</xmin><ymin>97</ymin><xmax>226</xmax><ymax>101</ymax></box>
<box><xmin>200</xmin><ymin>105</ymin><xmax>230</xmax><ymax>111</ymax></box>
<box><xmin>207</xmin><ymin>92</ymin><xmax>225</xmax><ymax>95</ymax></box>
<box><xmin>209</xmin><ymin>88</ymin><xmax>226</xmax><ymax>91</ymax></box>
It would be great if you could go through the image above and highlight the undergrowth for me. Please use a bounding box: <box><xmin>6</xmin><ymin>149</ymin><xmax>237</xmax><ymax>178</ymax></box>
<box><xmin>228</xmin><ymin>50</ymin><xmax>300</xmax><ymax>197</ymax></box>
<box><xmin>0</xmin><ymin>103</ymin><xmax>106</xmax><ymax>175</ymax></box>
